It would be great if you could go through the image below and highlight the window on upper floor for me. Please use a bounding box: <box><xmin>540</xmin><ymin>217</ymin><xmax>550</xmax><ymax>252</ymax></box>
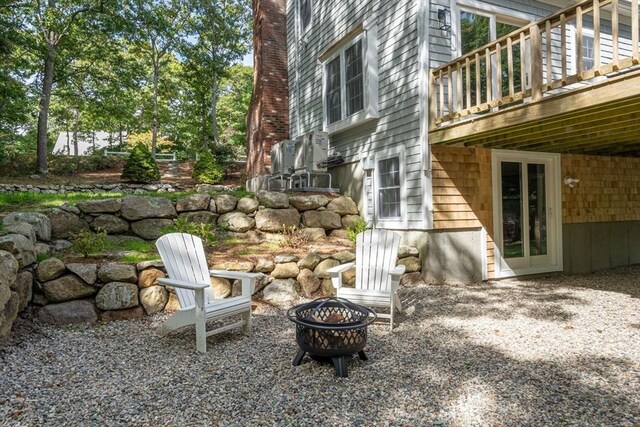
<box><xmin>325</xmin><ymin>38</ymin><xmax>364</xmax><ymax>125</ymax></box>
<box><xmin>321</xmin><ymin>19</ymin><xmax>379</xmax><ymax>135</ymax></box>
<box><xmin>299</xmin><ymin>0</ymin><xmax>312</xmax><ymax>33</ymax></box>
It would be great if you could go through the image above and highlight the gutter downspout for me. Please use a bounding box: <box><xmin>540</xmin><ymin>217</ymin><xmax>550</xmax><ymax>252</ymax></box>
<box><xmin>418</xmin><ymin>0</ymin><xmax>434</xmax><ymax>229</ymax></box>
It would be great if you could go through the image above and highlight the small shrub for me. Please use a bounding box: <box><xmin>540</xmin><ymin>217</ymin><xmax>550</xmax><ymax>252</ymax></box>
<box><xmin>0</xmin><ymin>151</ymin><xmax>37</xmax><ymax>177</ymax></box>
<box><xmin>280</xmin><ymin>225</ymin><xmax>310</xmax><ymax>249</ymax></box>
<box><xmin>121</xmin><ymin>143</ymin><xmax>161</xmax><ymax>183</ymax></box>
<box><xmin>346</xmin><ymin>217</ymin><xmax>370</xmax><ymax>243</ymax></box>
<box><xmin>192</xmin><ymin>150</ymin><xmax>224</xmax><ymax>184</ymax></box>
<box><xmin>165</xmin><ymin>216</ymin><xmax>216</xmax><ymax>247</ymax></box>
<box><xmin>48</xmin><ymin>157</ymin><xmax>79</xmax><ymax>175</ymax></box>
<box><xmin>210</xmin><ymin>144</ymin><xmax>236</xmax><ymax>170</ymax></box>
<box><xmin>70</xmin><ymin>229</ymin><xmax>108</xmax><ymax>257</ymax></box>
<box><xmin>83</xmin><ymin>152</ymin><xmax>124</xmax><ymax>171</ymax></box>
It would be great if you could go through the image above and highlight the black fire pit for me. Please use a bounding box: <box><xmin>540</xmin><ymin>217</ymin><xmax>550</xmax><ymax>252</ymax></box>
<box><xmin>287</xmin><ymin>297</ymin><xmax>377</xmax><ymax>377</ymax></box>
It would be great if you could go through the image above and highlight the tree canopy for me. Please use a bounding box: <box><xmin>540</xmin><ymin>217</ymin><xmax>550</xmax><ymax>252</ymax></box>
<box><xmin>0</xmin><ymin>0</ymin><xmax>253</xmax><ymax>173</ymax></box>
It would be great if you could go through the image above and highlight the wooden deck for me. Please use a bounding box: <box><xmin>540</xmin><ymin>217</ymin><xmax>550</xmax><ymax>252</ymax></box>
<box><xmin>428</xmin><ymin>0</ymin><xmax>640</xmax><ymax>155</ymax></box>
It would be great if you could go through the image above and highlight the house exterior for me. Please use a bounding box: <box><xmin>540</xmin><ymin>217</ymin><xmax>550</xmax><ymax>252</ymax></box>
<box><xmin>248</xmin><ymin>0</ymin><xmax>640</xmax><ymax>282</ymax></box>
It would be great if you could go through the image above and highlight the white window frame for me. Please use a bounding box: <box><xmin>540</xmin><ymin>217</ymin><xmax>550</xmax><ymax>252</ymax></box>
<box><xmin>373</xmin><ymin>147</ymin><xmax>407</xmax><ymax>229</ymax></box>
<box><xmin>298</xmin><ymin>0</ymin><xmax>313</xmax><ymax>35</ymax></box>
<box><xmin>569</xmin><ymin>27</ymin><xmax>595</xmax><ymax>74</ymax></box>
<box><xmin>491</xmin><ymin>149</ymin><xmax>562</xmax><ymax>278</ymax></box>
<box><xmin>321</xmin><ymin>18</ymin><xmax>379</xmax><ymax>135</ymax></box>
<box><xmin>452</xmin><ymin>0</ymin><xmax>535</xmax><ymax>59</ymax></box>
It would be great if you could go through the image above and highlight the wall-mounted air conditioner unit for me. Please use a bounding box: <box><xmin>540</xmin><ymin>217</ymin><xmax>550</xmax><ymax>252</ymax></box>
<box><xmin>294</xmin><ymin>131</ymin><xmax>329</xmax><ymax>172</ymax></box>
<box><xmin>270</xmin><ymin>139</ymin><xmax>296</xmax><ymax>176</ymax></box>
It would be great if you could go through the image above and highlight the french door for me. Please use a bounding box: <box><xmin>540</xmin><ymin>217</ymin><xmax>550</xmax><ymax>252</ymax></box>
<box><xmin>492</xmin><ymin>151</ymin><xmax>562</xmax><ymax>277</ymax></box>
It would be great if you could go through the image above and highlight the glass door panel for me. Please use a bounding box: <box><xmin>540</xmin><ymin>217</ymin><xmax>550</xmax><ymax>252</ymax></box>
<box><xmin>528</xmin><ymin>163</ymin><xmax>547</xmax><ymax>256</ymax></box>
<box><xmin>499</xmin><ymin>161</ymin><xmax>549</xmax><ymax>263</ymax></box>
<box><xmin>501</xmin><ymin>162</ymin><xmax>523</xmax><ymax>259</ymax></box>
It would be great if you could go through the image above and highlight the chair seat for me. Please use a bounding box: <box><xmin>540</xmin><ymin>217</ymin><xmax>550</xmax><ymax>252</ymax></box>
<box><xmin>337</xmin><ymin>287</ymin><xmax>393</xmax><ymax>308</ymax></box>
<box><xmin>179</xmin><ymin>295</ymin><xmax>251</xmax><ymax>316</ymax></box>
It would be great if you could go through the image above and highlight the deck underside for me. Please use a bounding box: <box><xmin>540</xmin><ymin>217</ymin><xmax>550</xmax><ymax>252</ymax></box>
<box><xmin>429</xmin><ymin>68</ymin><xmax>640</xmax><ymax>156</ymax></box>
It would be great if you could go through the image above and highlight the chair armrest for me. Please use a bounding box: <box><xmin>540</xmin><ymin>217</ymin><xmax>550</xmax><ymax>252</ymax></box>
<box><xmin>326</xmin><ymin>263</ymin><xmax>354</xmax><ymax>278</ymax></box>
<box><xmin>209</xmin><ymin>270</ymin><xmax>260</xmax><ymax>296</ymax></box>
<box><xmin>327</xmin><ymin>262</ymin><xmax>354</xmax><ymax>290</ymax></box>
<box><xmin>157</xmin><ymin>277</ymin><xmax>210</xmax><ymax>290</ymax></box>
<box><xmin>389</xmin><ymin>265</ymin><xmax>406</xmax><ymax>291</ymax></box>
<box><xmin>209</xmin><ymin>270</ymin><xmax>261</xmax><ymax>280</ymax></box>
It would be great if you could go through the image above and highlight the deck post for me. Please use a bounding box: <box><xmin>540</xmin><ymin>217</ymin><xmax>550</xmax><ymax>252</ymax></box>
<box><xmin>530</xmin><ymin>24</ymin><xmax>543</xmax><ymax>102</ymax></box>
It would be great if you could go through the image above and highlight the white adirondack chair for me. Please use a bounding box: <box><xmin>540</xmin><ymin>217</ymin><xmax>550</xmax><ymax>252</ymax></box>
<box><xmin>155</xmin><ymin>233</ymin><xmax>260</xmax><ymax>353</ymax></box>
<box><xmin>327</xmin><ymin>229</ymin><xmax>406</xmax><ymax>330</ymax></box>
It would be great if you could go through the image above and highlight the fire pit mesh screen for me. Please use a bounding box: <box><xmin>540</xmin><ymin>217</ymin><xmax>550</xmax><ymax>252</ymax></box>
<box><xmin>288</xmin><ymin>297</ymin><xmax>377</xmax><ymax>377</ymax></box>
<box><xmin>295</xmin><ymin>303</ymin><xmax>363</xmax><ymax>350</ymax></box>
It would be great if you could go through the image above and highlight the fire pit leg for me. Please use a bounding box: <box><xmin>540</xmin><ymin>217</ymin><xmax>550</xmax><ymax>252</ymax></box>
<box><xmin>357</xmin><ymin>350</ymin><xmax>368</xmax><ymax>361</ymax></box>
<box><xmin>292</xmin><ymin>349</ymin><xmax>306</xmax><ymax>366</ymax></box>
<box><xmin>332</xmin><ymin>356</ymin><xmax>349</xmax><ymax>377</ymax></box>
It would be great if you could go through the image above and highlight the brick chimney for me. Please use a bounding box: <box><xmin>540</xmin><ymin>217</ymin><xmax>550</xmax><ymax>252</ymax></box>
<box><xmin>246</xmin><ymin>0</ymin><xmax>289</xmax><ymax>182</ymax></box>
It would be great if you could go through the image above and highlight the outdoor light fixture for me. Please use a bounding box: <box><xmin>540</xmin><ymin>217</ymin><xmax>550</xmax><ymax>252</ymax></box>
<box><xmin>564</xmin><ymin>175</ymin><xmax>580</xmax><ymax>188</ymax></box>
<box><xmin>438</xmin><ymin>8</ymin><xmax>451</xmax><ymax>31</ymax></box>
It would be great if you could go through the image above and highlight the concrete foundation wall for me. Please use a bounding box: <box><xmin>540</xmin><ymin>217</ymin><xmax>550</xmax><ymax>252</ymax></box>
<box><xmin>563</xmin><ymin>221</ymin><xmax>640</xmax><ymax>274</ymax></box>
<box><xmin>396</xmin><ymin>228</ymin><xmax>484</xmax><ymax>284</ymax></box>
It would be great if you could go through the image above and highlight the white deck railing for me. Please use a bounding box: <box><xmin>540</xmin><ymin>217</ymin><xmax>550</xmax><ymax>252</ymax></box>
<box><xmin>429</xmin><ymin>0</ymin><xmax>640</xmax><ymax>127</ymax></box>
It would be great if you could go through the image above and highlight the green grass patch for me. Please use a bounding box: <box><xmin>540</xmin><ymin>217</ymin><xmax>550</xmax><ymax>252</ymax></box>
<box><xmin>0</xmin><ymin>192</ymin><xmax>124</xmax><ymax>212</ymax></box>
<box><xmin>104</xmin><ymin>238</ymin><xmax>155</xmax><ymax>253</ymax></box>
<box><xmin>223</xmin><ymin>237</ymin><xmax>245</xmax><ymax>245</ymax></box>
<box><xmin>36</xmin><ymin>253</ymin><xmax>52</xmax><ymax>262</ymax></box>
<box><xmin>117</xmin><ymin>252</ymin><xmax>159</xmax><ymax>263</ymax></box>
<box><xmin>0</xmin><ymin>189</ymin><xmax>250</xmax><ymax>213</ymax></box>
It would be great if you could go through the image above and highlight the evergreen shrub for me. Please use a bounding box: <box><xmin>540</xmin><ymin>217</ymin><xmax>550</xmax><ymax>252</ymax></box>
<box><xmin>121</xmin><ymin>143</ymin><xmax>161</xmax><ymax>183</ymax></box>
<box><xmin>192</xmin><ymin>150</ymin><xmax>223</xmax><ymax>184</ymax></box>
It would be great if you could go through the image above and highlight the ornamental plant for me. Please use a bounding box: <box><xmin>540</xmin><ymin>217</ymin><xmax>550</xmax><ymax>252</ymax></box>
<box><xmin>346</xmin><ymin>217</ymin><xmax>370</xmax><ymax>243</ymax></box>
<box><xmin>121</xmin><ymin>143</ymin><xmax>161</xmax><ymax>183</ymax></box>
<box><xmin>192</xmin><ymin>150</ymin><xmax>224</xmax><ymax>184</ymax></box>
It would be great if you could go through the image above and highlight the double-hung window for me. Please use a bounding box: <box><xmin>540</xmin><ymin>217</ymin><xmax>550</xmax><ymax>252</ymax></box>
<box><xmin>321</xmin><ymin>18</ymin><xmax>378</xmax><ymax>134</ymax></box>
<box><xmin>377</xmin><ymin>157</ymin><xmax>401</xmax><ymax>219</ymax></box>
<box><xmin>325</xmin><ymin>39</ymin><xmax>364</xmax><ymax>125</ymax></box>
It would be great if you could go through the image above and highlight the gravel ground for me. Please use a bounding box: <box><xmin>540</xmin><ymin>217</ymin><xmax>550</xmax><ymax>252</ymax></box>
<box><xmin>1</xmin><ymin>266</ymin><xmax>639</xmax><ymax>427</ymax></box>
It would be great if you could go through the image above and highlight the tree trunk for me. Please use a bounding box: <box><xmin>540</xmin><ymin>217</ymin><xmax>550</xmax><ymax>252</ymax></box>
<box><xmin>152</xmin><ymin>60</ymin><xmax>159</xmax><ymax>159</ymax></box>
<box><xmin>211</xmin><ymin>71</ymin><xmax>219</xmax><ymax>146</ymax></box>
<box><xmin>202</xmin><ymin>94</ymin><xmax>209</xmax><ymax>150</ymax></box>
<box><xmin>119</xmin><ymin>125</ymin><xmax>123</xmax><ymax>150</ymax></box>
<box><xmin>72</xmin><ymin>108</ymin><xmax>79</xmax><ymax>156</ymax></box>
<box><xmin>65</xmin><ymin>121</ymin><xmax>70</xmax><ymax>155</ymax></box>
<box><xmin>92</xmin><ymin>130</ymin><xmax>96</xmax><ymax>152</ymax></box>
<box><xmin>36</xmin><ymin>41</ymin><xmax>57</xmax><ymax>174</ymax></box>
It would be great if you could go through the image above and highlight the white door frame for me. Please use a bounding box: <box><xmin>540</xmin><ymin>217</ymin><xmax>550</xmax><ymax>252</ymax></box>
<box><xmin>492</xmin><ymin>149</ymin><xmax>563</xmax><ymax>278</ymax></box>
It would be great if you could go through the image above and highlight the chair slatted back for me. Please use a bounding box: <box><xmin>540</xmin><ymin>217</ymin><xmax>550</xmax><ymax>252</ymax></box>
<box><xmin>156</xmin><ymin>233</ymin><xmax>213</xmax><ymax>309</ymax></box>
<box><xmin>355</xmin><ymin>229</ymin><xmax>401</xmax><ymax>291</ymax></box>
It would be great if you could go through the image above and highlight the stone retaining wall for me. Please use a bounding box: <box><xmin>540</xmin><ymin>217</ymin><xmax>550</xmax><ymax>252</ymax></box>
<box><xmin>0</xmin><ymin>190</ymin><xmax>424</xmax><ymax>334</ymax></box>
<box><xmin>25</xmin><ymin>191</ymin><xmax>366</xmax><ymax>241</ymax></box>
<box><xmin>28</xmin><ymin>246</ymin><xmax>422</xmax><ymax>325</ymax></box>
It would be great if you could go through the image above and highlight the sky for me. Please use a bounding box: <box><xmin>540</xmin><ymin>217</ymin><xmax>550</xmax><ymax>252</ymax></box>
<box><xmin>242</xmin><ymin>51</ymin><xmax>253</xmax><ymax>66</ymax></box>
